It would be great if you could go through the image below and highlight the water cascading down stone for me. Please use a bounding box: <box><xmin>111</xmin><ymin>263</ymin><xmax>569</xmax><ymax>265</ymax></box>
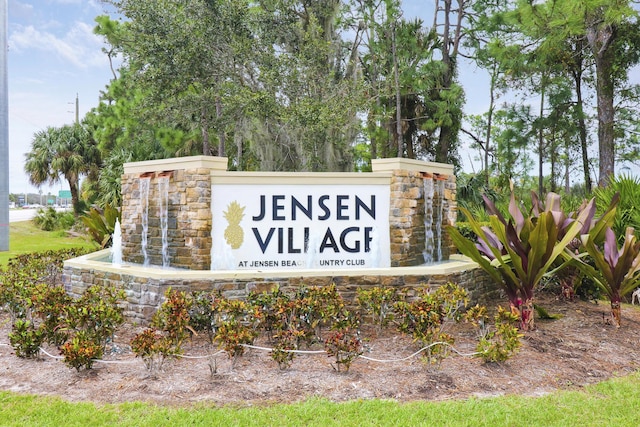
<box><xmin>423</xmin><ymin>176</ymin><xmax>434</xmax><ymax>264</ymax></box>
<box><xmin>139</xmin><ymin>176</ymin><xmax>151</xmax><ymax>267</ymax></box>
<box><xmin>158</xmin><ymin>175</ymin><xmax>170</xmax><ymax>268</ymax></box>
<box><xmin>436</xmin><ymin>178</ymin><xmax>445</xmax><ymax>262</ymax></box>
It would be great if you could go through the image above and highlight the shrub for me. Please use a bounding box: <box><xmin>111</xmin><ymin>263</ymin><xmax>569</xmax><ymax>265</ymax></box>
<box><xmin>594</xmin><ymin>173</ymin><xmax>640</xmax><ymax>243</ymax></box>
<box><xmin>9</xmin><ymin>319</ymin><xmax>44</xmax><ymax>358</ymax></box>
<box><xmin>80</xmin><ymin>203</ymin><xmax>121</xmax><ymax>248</ymax></box>
<box><xmin>189</xmin><ymin>290</ymin><xmax>225</xmax><ymax>341</ymax></box>
<box><xmin>356</xmin><ymin>287</ymin><xmax>398</xmax><ymax>332</ymax></box>
<box><xmin>32</xmin><ymin>207</ymin><xmax>75</xmax><ymax>231</ymax></box>
<box><xmin>324</xmin><ymin>328</ymin><xmax>363</xmax><ymax>372</ymax></box>
<box><xmin>214</xmin><ymin>320</ymin><xmax>258</xmax><ymax>365</ymax></box>
<box><xmin>65</xmin><ymin>284</ymin><xmax>126</xmax><ymax>349</ymax></box>
<box><xmin>447</xmin><ymin>188</ymin><xmax>597</xmax><ymax>330</ymax></box>
<box><xmin>270</xmin><ymin>328</ymin><xmax>304</xmax><ymax>370</ymax></box>
<box><xmin>395</xmin><ymin>283</ymin><xmax>468</xmax><ymax>365</ymax></box>
<box><xmin>60</xmin><ymin>331</ymin><xmax>103</xmax><ymax>371</ymax></box>
<box><xmin>466</xmin><ymin>305</ymin><xmax>522</xmax><ymax>363</ymax></box>
<box><xmin>151</xmin><ymin>288</ymin><xmax>193</xmax><ymax>355</ymax></box>
<box><xmin>130</xmin><ymin>328</ymin><xmax>175</xmax><ymax>374</ymax></box>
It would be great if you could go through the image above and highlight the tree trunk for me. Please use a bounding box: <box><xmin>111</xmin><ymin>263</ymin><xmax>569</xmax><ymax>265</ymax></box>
<box><xmin>484</xmin><ymin>64</ymin><xmax>497</xmax><ymax>186</ymax></box>
<box><xmin>392</xmin><ymin>24</ymin><xmax>403</xmax><ymax>157</ymax></box>
<box><xmin>201</xmin><ymin>107</ymin><xmax>210</xmax><ymax>156</ymax></box>
<box><xmin>611</xmin><ymin>299</ymin><xmax>621</xmax><ymax>328</ymax></box>
<box><xmin>68</xmin><ymin>176</ymin><xmax>80</xmax><ymax>216</ymax></box>
<box><xmin>586</xmin><ymin>23</ymin><xmax>616</xmax><ymax>187</ymax></box>
<box><xmin>537</xmin><ymin>81</ymin><xmax>545</xmax><ymax>197</ymax></box>
<box><xmin>215</xmin><ymin>96</ymin><xmax>226</xmax><ymax>157</ymax></box>
<box><xmin>573</xmin><ymin>63</ymin><xmax>592</xmax><ymax>193</ymax></box>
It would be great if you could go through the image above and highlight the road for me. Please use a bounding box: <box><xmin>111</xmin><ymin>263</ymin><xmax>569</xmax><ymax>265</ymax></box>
<box><xmin>9</xmin><ymin>209</ymin><xmax>38</xmax><ymax>223</ymax></box>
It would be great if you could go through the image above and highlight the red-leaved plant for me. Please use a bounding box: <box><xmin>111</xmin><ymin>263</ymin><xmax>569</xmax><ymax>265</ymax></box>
<box><xmin>447</xmin><ymin>185</ymin><xmax>594</xmax><ymax>331</ymax></box>
<box><xmin>573</xmin><ymin>226</ymin><xmax>640</xmax><ymax>327</ymax></box>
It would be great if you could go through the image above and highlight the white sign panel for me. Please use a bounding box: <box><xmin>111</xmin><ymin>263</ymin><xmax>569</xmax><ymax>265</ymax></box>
<box><xmin>211</xmin><ymin>184</ymin><xmax>390</xmax><ymax>270</ymax></box>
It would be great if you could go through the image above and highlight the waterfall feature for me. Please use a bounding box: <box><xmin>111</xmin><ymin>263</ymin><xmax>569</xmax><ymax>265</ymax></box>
<box><xmin>435</xmin><ymin>179</ymin><xmax>445</xmax><ymax>262</ymax></box>
<box><xmin>158</xmin><ymin>175</ymin><xmax>170</xmax><ymax>268</ymax></box>
<box><xmin>111</xmin><ymin>218</ymin><xmax>122</xmax><ymax>266</ymax></box>
<box><xmin>140</xmin><ymin>177</ymin><xmax>151</xmax><ymax>267</ymax></box>
<box><xmin>423</xmin><ymin>176</ymin><xmax>434</xmax><ymax>264</ymax></box>
<box><xmin>423</xmin><ymin>175</ymin><xmax>446</xmax><ymax>264</ymax></box>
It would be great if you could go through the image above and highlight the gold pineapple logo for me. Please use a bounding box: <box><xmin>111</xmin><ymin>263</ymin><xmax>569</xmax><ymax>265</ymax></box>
<box><xmin>223</xmin><ymin>201</ymin><xmax>245</xmax><ymax>249</ymax></box>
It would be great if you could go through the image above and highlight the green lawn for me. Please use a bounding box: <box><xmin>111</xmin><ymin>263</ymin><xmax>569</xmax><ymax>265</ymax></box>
<box><xmin>0</xmin><ymin>220</ymin><xmax>97</xmax><ymax>266</ymax></box>
<box><xmin>1</xmin><ymin>372</ymin><xmax>640</xmax><ymax>426</ymax></box>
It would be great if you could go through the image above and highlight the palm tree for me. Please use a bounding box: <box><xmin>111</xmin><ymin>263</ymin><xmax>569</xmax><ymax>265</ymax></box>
<box><xmin>24</xmin><ymin>124</ymin><xmax>101</xmax><ymax>215</ymax></box>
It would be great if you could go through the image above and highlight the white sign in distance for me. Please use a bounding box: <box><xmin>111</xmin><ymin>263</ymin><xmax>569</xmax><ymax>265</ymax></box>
<box><xmin>211</xmin><ymin>184</ymin><xmax>391</xmax><ymax>270</ymax></box>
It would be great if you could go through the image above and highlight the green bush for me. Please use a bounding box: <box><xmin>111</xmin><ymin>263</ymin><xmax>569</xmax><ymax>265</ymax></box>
<box><xmin>9</xmin><ymin>319</ymin><xmax>44</xmax><ymax>358</ymax></box>
<box><xmin>32</xmin><ymin>207</ymin><xmax>75</xmax><ymax>232</ymax></box>
<box><xmin>594</xmin><ymin>174</ymin><xmax>640</xmax><ymax>242</ymax></box>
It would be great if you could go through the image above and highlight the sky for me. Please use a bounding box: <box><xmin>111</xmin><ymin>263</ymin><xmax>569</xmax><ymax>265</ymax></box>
<box><xmin>4</xmin><ymin>0</ymin><xmax>491</xmax><ymax>196</ymax></box>
<box><xmin>7</xmin><ymin>0</ymin><xmax>117</xmax><ymax>195</ymax></box>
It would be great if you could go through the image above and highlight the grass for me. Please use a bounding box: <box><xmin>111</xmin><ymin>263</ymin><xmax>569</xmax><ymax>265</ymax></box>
<box><xmin>0</xmin><ymin>220</ymin><xmax>97</xmax><ymax>266</ymax></box>
<box><xmin>0</xmin><ymin>372</ymin><xmax>639</xmax><ymax>426</ymax></box>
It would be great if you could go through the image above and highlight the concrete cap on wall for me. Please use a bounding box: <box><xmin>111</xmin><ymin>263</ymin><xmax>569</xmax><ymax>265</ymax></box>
<box><xmin>124</xmin><ymin>156</ymin><xmax>228</xmax><ymax>174</ymax></box>
<box><xmin>371</xmin><ymin>158</ymin><xmax>454</xmax><ymax>175</ymax></box>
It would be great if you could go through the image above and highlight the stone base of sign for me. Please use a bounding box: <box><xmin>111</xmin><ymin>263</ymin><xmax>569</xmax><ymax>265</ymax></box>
<box><xmin>63</xmin><ymin>251</ymin><xmax>496</xmax><ymax>324</ymax></box>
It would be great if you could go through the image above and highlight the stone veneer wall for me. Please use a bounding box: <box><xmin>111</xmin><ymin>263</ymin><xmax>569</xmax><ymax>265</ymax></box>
<box><xmin>63</xmin><ymin>260</ymin><xmax>497</xmax><ymax>324</ymax></box>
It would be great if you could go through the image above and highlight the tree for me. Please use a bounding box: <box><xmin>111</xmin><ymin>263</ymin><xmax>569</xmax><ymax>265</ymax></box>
<box><xmin>430</xmin><ymin>0</ymin><xmax>469</xmax><ymax>165</ymax></box>
<box><xmin>356</xmin><ymin>0</ymin><xmax>445</xmax><ymax>161</ymax></box>
<box><xmin>549</xmin><ymin>0</ymin><xmax>639</xmax><ymax>186</ymax></box>
<box><xmin>24</xmin><ymin>124</ymin><xmax>101</xmax><ymax>215</ymax></box>
<box><xmin>104</xmin><ymin>0</ymin><xmax>253</xmax><ymax>158</ymax></box>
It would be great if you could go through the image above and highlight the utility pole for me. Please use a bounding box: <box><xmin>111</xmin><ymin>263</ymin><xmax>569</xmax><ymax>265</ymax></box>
<box><xmin>68</xmin><ymin>93</ymin><xmax>79</xmax><ymax>124</ymax></box>
<box><xmin>0</xmin><ymin>0</ymin><xmax>9</xmax><ymax>252</ymax></box>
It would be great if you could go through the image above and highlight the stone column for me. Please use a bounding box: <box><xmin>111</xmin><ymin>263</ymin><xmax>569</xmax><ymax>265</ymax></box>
<box><xmin>121</xmin><ymin>156</ymin><xmax>227</xmax><ymax>270</ymax></box>
<box><xmin>372</xmin><ymin>158</ymin><xmax>456</xmax><ymax>267</ymax></box>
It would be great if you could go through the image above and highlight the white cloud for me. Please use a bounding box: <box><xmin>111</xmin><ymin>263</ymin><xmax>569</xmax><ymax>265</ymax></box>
<box><xmin>9</xmin><ymin>21</ymin><xmax>107</xmax><ymax>69</ymax></box>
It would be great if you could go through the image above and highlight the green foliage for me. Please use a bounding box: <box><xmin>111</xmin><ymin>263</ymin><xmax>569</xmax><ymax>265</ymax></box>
<box><xmin>65</xmin><ymin>284</ymin><xmax>126</xmax><ymax>350</ymax></box>
<box><xmin>1</xmin><ymin>249</ymin><xmax>126</xmax><ymax>370</ymax></box>
<box><xmin>130</xmin><ymin>328</ymin><xmax>174</xmax><ymax>374</ymax></box>
<box><xmin>356</xmin><ymin>287</ymin><xmax>399</xmax><ymax>331</ymax></box>
<box><xmin>573</xmin><ymin>227</ymin><xmax>640</xmax><ymax>327</ymax></box>
<box><xmin>247</xmin><ymin>287</ymin><xmax>293</xmax><ymax>341</ymax></box>
<box><xmin>466</xmin><ymin>305</ymin><xmax>522</xmax><ymax>363</ymax></box>
<box><xmin>270</xmin><ymin>329</ymin><xmax>304</xmax><ymax>370</ymax></box>
<box><xmin>151</xmin><ymin>288</ymin><xmax>193</xmax><ymax>355</ymax></box>
<box><xmin>294</xmin><ymin>284</ymin><xmax>346</xmax><ymax>346</ymax></box>
<box><xmin>24</xmin><ymin>124</ymin><xmax>100</xmax><ymax>215</ymax></box>
<box><xmin>32</xmin><ymin>207</ymin><xmax>75</xmax><ymax>232</ymax></box>
<box><xmin>594</xmin><ymin>174</ymin><xmax>640</xmax><ymax>242</ymax></box>
<box><xmin>394</xmin><ymin>283</ymin><xmax>468</xmax><ymax>364</ymax></box>
<box><xmin>215</xmin><ymin>320</ymin><xmax>258</xmax><ymax>363</ymax></box>
<box><xmin>188</xmin><ymin>290</ymin><xmax>225</xmax><ymax>341</ymax></box>
<box><xmin>0</xmin><ymin>248</ymin><xmax>93</xmax><ymax>321</ymax></box>
<box><xmin>30</xmin><ymin>284</ymin><xmax>72</xmax><ymax>346</ymax></box>
<box><xmin>80</xmin><ymin>204</ymin><xmax>121</xmax><ymax>249</ymax></box>
<box><xmin>8</xmin><ymin>319</ymin><xmax>44</xmax><ymax>359</ymax></box>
